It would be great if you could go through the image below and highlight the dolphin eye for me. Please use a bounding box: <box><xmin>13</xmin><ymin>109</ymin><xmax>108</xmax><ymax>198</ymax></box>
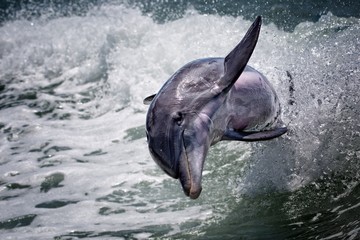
<box><xmin>172</xmin><ymin>112</ymin><xmax>183</xmax><ymax>126</ymax></box>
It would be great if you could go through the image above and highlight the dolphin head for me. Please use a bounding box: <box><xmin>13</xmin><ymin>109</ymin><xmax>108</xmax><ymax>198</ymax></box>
<box><xmin>145</xmin><ymin>16</ymin><xmax>262</xmax><ymax>199</ymax></box>
<box><xmin>146</xmin><ymin>89</ymin><xmax>214</xmax><ymax>199</ymax></box>
<box><xmin>147</xmin><ymin>107</ymin><xmax>211</xmax><ymax>198</ymax></box>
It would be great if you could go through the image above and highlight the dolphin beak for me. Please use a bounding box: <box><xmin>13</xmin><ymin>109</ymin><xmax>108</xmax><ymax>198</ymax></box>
<box><xmin>178</xmin><ymin>130</ymin><xmax>207</xmax><ymax>199</ymax></box>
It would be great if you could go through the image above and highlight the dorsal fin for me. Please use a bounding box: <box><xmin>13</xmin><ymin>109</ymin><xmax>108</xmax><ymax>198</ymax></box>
<box><xmin>217</xmin><ymin>16</ymin><xmax>262</xmax><ymax>94</ymax></box>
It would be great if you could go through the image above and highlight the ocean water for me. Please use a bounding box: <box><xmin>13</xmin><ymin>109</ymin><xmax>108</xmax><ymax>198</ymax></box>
<box><xmin>0</xmin><ymin>1</ymin><xmax>359</xmax><ymax>239</ymax></box>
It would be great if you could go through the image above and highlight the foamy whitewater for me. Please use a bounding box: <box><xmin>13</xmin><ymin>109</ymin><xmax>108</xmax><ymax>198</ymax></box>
<box><xmin>0</xmin><ymin>3</ymin><xmax>359</xmax><ymax>239</ymax></box>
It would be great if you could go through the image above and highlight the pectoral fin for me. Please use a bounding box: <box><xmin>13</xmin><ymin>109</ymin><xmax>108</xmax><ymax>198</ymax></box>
<box><xmin>222</xmin><ymin>127</ymin><xmax>287</xmax><ymax>142</ymax></box>
<box><xmin>143</xmin><ymin>94</ymin><xmax>156</xmax><ymax>105</ymax></box>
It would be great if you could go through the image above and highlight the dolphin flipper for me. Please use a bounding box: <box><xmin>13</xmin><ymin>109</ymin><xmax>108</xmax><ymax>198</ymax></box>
<box><xmin>143</xmin><ymin>94</ymin><xmax>157</xmax><ymax>105</ymax></box>
<box><xmin>222</xmin><ymin>127</ymin><xmax>287</xmax><ymax>142</ymax></box>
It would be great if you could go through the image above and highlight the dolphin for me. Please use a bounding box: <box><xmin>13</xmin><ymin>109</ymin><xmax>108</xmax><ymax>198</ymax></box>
<box><xmin>144</xmin><ymin>16</ymin><xmax>287</xmax><ymax>199</ymax></box>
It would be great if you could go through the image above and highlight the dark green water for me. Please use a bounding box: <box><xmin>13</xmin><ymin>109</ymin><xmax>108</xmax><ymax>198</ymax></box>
<box><xmin>2</xmin><ymin>0</ymin><xmax>360</xmax><ymax>30</ymax></box>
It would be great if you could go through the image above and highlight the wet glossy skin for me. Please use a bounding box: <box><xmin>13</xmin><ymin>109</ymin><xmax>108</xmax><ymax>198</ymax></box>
<box><xmin>145</xmin><ymin>16</ymin><xmax>287</xmax><ymax>199</ymax></box>
<box><xmin>146</xmin><ymin>59</ymin><xmax>282</xmax><ymax>199</ymax></box>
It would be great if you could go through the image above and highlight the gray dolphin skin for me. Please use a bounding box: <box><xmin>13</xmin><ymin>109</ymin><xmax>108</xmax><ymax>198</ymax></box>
<box><xmin>144</xmin><ymin>16</ymin><xmax>287</xmax><ymax>199</ymax></box>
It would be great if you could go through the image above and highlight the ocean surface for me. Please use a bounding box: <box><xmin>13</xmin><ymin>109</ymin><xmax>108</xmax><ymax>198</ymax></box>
<box><xmin>0</xmin><ymin>0</ymin><xmax>359</xmax><ymax>239</ymax></box>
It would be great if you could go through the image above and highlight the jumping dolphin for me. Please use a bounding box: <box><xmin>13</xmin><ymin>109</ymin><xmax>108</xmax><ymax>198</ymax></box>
<box><xmin>144</xmin><ymin>16</ymin><xmax>287</xmax><ymax>199</ymax></box>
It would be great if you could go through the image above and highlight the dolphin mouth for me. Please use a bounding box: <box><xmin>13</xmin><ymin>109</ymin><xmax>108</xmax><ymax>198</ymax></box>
<box><xmin>178</xmin><ymin>131</ymin><xmax>203</xmax><ymax>199</ymax></box>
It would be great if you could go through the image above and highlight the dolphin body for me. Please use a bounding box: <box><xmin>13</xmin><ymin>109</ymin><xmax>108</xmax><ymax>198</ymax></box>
<box><xmin>144</xmin><ymin>16</ymin><xmax>287</xmax><ymax>199</ymax></box>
